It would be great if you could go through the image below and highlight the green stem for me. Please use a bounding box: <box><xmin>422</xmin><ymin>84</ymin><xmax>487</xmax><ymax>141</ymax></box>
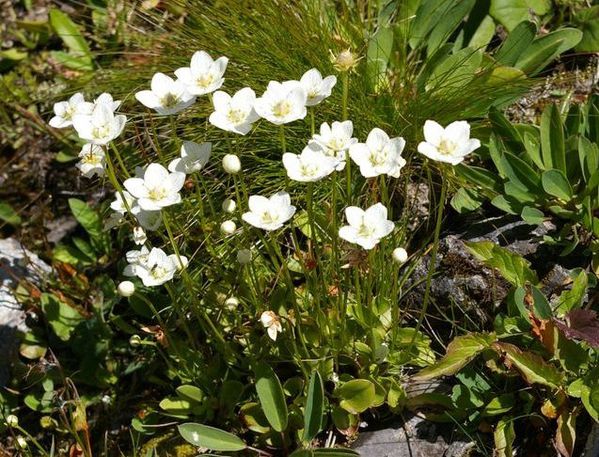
<box><xmin>409</xmin><ymin>174</ymin><xmax>447</xmax><ymax>347</ymax></box>
<box><xmin>341</xmin><ymin>72</ymin><xmax>349</xmax><ymax>121</ymax></box>
<box><xmin>110</xmin><ymin>142</ymin><xmax>130</xmax><ymax>177</ymax></box>
<box><xmin>279</xmin><ymin>125</ymin><xmax>286</xmax><ymax>154</ymax></box>
<box><xmin>310</xmin><ymin>109</ymin><xmax>315</xmax><ymax>136</ymax></box>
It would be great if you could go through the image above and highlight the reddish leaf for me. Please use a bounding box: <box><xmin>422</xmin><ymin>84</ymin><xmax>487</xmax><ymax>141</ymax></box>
<box><xmin>554</xmin><ymin>309</ymin><xmax>599</xmax><ymax>348</ymax></box>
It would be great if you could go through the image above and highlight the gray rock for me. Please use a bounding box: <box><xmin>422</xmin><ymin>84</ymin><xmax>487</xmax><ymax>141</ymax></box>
<box><xmin>0</xmin><ymin>238</ymin><xmax>50</xmax><ymax>385</ymax></box>
<box><xmin>352</xmin><ymin>415</ymin><xmax>474</xmax><ymax>457</ymax></box>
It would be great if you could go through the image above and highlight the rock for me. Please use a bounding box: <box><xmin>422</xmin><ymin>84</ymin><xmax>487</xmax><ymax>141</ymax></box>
<box><xmin>0</xmin><ymin>237</ymin><xmax>50</xmax><ymax>386</ymax></box>
<box><xmin>352</xmin><ymin>415</ymin><xmax>475</xmax><ymax>457</ymax></box>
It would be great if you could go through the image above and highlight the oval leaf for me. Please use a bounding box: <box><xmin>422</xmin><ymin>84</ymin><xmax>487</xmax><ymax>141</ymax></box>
<box><xmin>542</xmin><ymin>169</ymin><xmax>573</xmax><ymax>201</ymax></box>
<box><xmin>335</xmin><ymin>379</ymin><xmax>375</xmax><ymax>414</ymax></box>
<box><xmin>177</xmin><ymin>423</ymin><xmax>246</xmax><ymax>452</ymax></box>
<box><xmin>254</xmin><ymin>362</ymin><xmax>288</xmax><ymax>432</ymax></box>
<box><xmin>303</xmin><ymin>371</ymin><xmax>324</xmax><ymax>442</ymax></box>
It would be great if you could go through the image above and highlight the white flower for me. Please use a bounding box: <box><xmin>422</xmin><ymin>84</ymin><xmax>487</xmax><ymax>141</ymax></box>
<box><xmin>338</xmin><ymin>203</ymin><xmax>394</xmax><ymax>250</ymax></box>
<box><xmin>299</xmin><ymin>68</ymin><xmax>337</xmax><ymax>106</ymax></box>
<box><xmin>123</xmin><ymin>246</ymin><xmax>151</xmax><ymax>277</ymax></box>
<box><xmin>132</xmin><ymin>226</ymin><xmax>147</xmax><ymax>245</ymax></box>
<box><xmin>417</xmin><ymin>120</ymin><xmax>481</xmax><ymax>165</ymax></box>
<box><xmin>16</xmin><ymin>436</ymin><xmax>28</xmax><ymax>450</ymax></box>
<box><xmin>224</xmin><ymin>296</ymin><xmax>239</xmax><ymax>310</ymax></box>
<box><xmin>72</xmin><ymin>103</ymin><xmax>127</xmax><ymax>145</ymax></box>
<box><xmin>349</xmin><ymin>128</ymin><xmax>406</xmax><ymax>178</ymax></box>
<box><xmin>5</xmin><ymin>415</ymin><xmax>18</xmax><ymax>427</ymax></box>
<box><xmin>76</xmin><ymin>144</ymin><xmax>105</xmax><ymax>178</ymax></box>
<box><xmin>131</xmin><ymin>247</ymin><xmax>187</xmax><ymax>287</ymax></box>
<box><xmin>209</xmin><ymin>88</ymin><xmax>260</xmax><ymax>135</ymax></box>
<box><xmin>135</xmin><ymin>73</ymin><xmax>196</xmax><ymax>115</ymax></box>
<box><xmin>94</xmin><ymin>93</ymin><xmax>121</xmax><ymax>112</ymax></box>
<box><xmin>220</xmin><ymin>220</ymin><xmax>237</xmax><ymax>234</ymax></box>
<box><xmin>110</xmin><ymin>191</ymin><xmax>136</xmax><ymax>215</ymax></box>
<box><xmin>222</xmin><ymin>198</ymin><xmax>236</xmax><ymax>213</ymax></box>
<box><xmin>124</xmin><ymin>163</ymin><xmax>185</xmax><ymax>211</ymax></box>
<box><xmin>168</xmin><ymin>141</ymin><xmax>211</xmax><ymax>174</ymax></box>
<box><xmin>260</xmin><ymin>310</ymin><xmax>283</xmax><ymax>341</ymax></box>
<box><xmin>392</xmin><ymin>247</ymin><xmax>408</xmax><ymax>264</ymax></box>
<box><xmin>49</xmin><ymin>93</ymin><xmax>94</xmax><ymax>128</ymax></box>
<box><xmin>242</xmin><ymin>192</ymin><xmax>296</xmax><ymax>231</ymax></box>
<box><xmin>237</xmin><ymin>249</ymin><xmax>252</xmax><ymax>264</ymax></box>
<box><xmin>254</xmin><ymin>81</ymin><xmax>307</xmax><ymax>125</ymax></box>
<box><xmin>282</xmin><ymin>145</ymin><xmax>337</xmax><ymax>182</ymax></box>
<box><xmin>310</xmin><ymin>121</ymin><xmax>357</xmax><ymax>170</ymax></box>
<box><xmin>222</xmin><ymin>154</ymin><xmax>241</xmax><ymax>174</ymax></box>
<box><xmin>117</xmin><ymin>281</ymin><xmax>135</xmax><ymax>297</ymax></box>
<box><xmin>174</xmin><ymin>51</ymin><xmax>228</xmax><ymax>96</ymax></box>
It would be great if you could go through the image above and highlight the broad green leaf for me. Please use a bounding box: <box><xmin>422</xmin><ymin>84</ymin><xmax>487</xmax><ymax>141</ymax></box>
<box><xmin>426</xmin><ymin>0</ymin><xmax>476</xmax><ymax>53</ymax></box>
<box><xmin>531</xmin><ymin>285</ymin><xmax>552</xmax><ymax>319</ymax></box>
<box><xmin>409</xmin><ymin>0</ymin><xmax>456</xmax><ymax>49</ymax></box>
<box><xmin>176</xmin><ymin>385</ymin><xmax>204</xmax><ymax>403</ymax></box>
<box><xmin>483</xmin><ymin>394</ymin><xmax>515</xmax><ymax>416</ymax></box>
<box><xmin>0</xmin><ymin>201</ymin><xmax>21</xmax><ymax>226</ymax></box>
<box><xmin>68</xmin><ymin>198</ymin><xmax>108</xmax><ymax>252</ymax></box>
<box><xmin>521</xmin><ymin>206</ymin><xmax>545</xmax><ymax>225</ymax></box>
<box><xmin>466</xmin><ymin>240</ymin><xmax>538</xmax><ymax>286</ymax></box>
<box><xmin>541</xmin><ymin>169</ymin><xmax>573</xmax><ymax>201</ymax></box>
<box><xmin>366</xmin><ymin>26</ymin><xmax>393</xmax><ymax>92</ymax></box>
<box><xmin>303</xmin><ymin>371</ymin><xmax>324</xmax><ymax>442</ymax></box>
<box><xmin>578</xmin><ymin>136</ymin><xmax>599</xmax><ymax>183</ymax></box>
<box><xmin>493</xmin><ymin>342</ymin><xmax>564</xmax><ymax>388</ymax></box>
<box><xmin>158</xmin><ymin>397</ymin><xmax>192</xmax><ymax>415</ymax></box>
<box><xmin>499</xmin><ymin>152</ymin><xmax>542</xmax><ymax>193</ymax></box>
<box><xmin>413</xmin><ymin>333</ymin><xmax>496</xmax><ymax>380</ymax></box>
<box><xmin>555</xmin><ymin>271</ymin><xmax>587</xmax><ymax>315</ymax></box>
<box><xmin>426</xmin><ymin>47</ymin><xmax>482</xmax><ymax>92</ymax></box>
<box><xmin>50</xmin><ymin>51</ymin><xmax>94</xmax><ymax>71</ymax></box>
<box><xmin>254</xmin><ymin>362</ymin><xmax>288</xmax><ymax>432</ymax></box>
<box><xmin>177</xmin><ymin>423</ymin><xmax>246</xmax><ymax>451</ymax></box>
<box><xmin>494</xmin><ymin>417</ymin><xmax>515</xmax><ymax>457</ymax></box>
<box><xmin>515</xmin><ymin>28</ymin><xmax>582</xmax><ymax>76</ymax></box>
<box><xmin>523</xmin><ymin>130</ymin><xmax>545</xmax><ymax>170</ymax></box>
<box><xmin>48</xmin><ymin>8</ymin><xmax>92</xmax><ymax>60</ymax></box>
<box><xmin>335</xmin><ymin>379</ymin><xmax>376</xmax><ymax>414</ymax></box>
<box><xmin>289</xmin><ymin>449</ymin><xmax>360</xmax><ymax>457</ymax></box>
<box><xmin>490</xmin><ymin>0</ymin><xmax>550</xmax><ymax>31</ymax></box>
<box><xmin>40</xmin><ymin>293</ymin><xmax>84</xmax><ymax>341</ymax></box>
<box><xmin>540</xmin><ymin>104</ymin><xmax>566</xmax><ymax>172</ymax></box>
<box><xmin>495</xmin><ymin>21</ymin><xmax>536</xmax><ymax>65</ymax></box>
<box><xmin>468</xmin><ymin>15</ymin><xmax>496</xmax><ymax>50</ymax></box>
<box><xmin>489</xmin><ymin>109</ymin><xmax>523</xmax><ymax>154</ymax></box>
<box><xmin>450</xmin><ymin>187</ymin><xmax>484</xmax><ymax>213</ymax></box>
<box><xmin>454</xmin><ymin>164</ymin><xmax>503</xmax><ymax>192</ymax></box>
<box><xmin>574</xmin><ymin>5</ymin><xmax>599</xmax><ymax>53</ymax></box>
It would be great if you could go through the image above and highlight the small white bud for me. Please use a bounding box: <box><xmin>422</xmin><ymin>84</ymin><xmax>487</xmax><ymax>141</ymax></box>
<box><xmin>117</xmin><ymin>281</ymin><xmax>135</xmax><ymax>297</ymax></box>
<box><xmin>221</xmin><ymin>198</ymin><xmax>237</xmax><ymax>213</ymax></box>
<box><xmin>129</xmin><ymin>335</ymin><xmax>142</xmax><ymax>347</ymax></box>
<box><xmin>222</xmin><ymin>154</ymin><xmax>241</xmax><ymax>174</ymax></box>
<box><xmin>237</xmin><ymin>249</ymin><xmax>252</xmax><ymax>264</ymax></box>
<box><xmin>5</xmin><ymin>414</ymin><xmax>18</xmax><ymax>427</ymax></box>
<box><xmin>132</xmin><ymin>226</ymin><xmax>147</xmax><ymax>246</ymax></box>
<box><xmin>392</xmin><ymin>247</ymin><xmax>408</xmax><ymax>264</ymax></box>
<box><xmin>16</xmin><ymin>436</ymin><xmax>28</xmax><ymax>449</ymax></box>
<box><xmin>220</xmin><ymin>220</ymin><xmax>237</xmax><ymax>234</ymax></box>
<box><xmin>224</xmin><ymin>296</ymin><xmax>239</xmax><ymax>310</ymax></box>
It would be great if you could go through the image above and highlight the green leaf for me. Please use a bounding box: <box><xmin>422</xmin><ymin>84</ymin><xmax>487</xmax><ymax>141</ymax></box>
<box><xmin>531</xmin><ymin>285</ymin><xmax>552</xmax><ymax>319</ymax></box>
<box><xmin>176</xmin><ymin>385</ymin><xmax>205</xmax><ymax>403</ymax></box>
<box><xmin>50</xmin><ymin>51</ymin><xmax>94</xmax><ymax>71</ymax></box>
<box><xmin>40</xmin><ymin>293</ymin><xmax>84</xmax><ymax>341</ymax></box>
<box><xmin>177</xmin><ymin>423</ymin><xmax>246</xmax><ymax>452</ymax></box>
<box><xmin>68</xmin><ymin>198</ymin><xmax>108</xmax><ymax>252</ymax></box>
<box><xmin>254</xmin><ymin>362</ymin><xmax>288</xmax><ymax>432</ymax></box>
<box><xmin>556</xmin><ymin>271</ymin><xmax>588</xmax><ymax>315</ymax></box>
<box><xmin>426</xmin><ymin>0</ymin><xmax>476</xmax><ymax>53</ymax></box>
<box><xmin>540</xmin><ymin>104</ymin><xmax>566</xmax><ymax>172</ymax></box>
<box><xmin>541</xmin><ymin>169</ymin><xmax>573</xmax><ymax>201</ymax></box>
<box><xmin>454</xmin><ymin>164</ymin><xmax>503</xmax><ymax>192</ymax></box>
<box><xmin>413</xmin><ymin>333</ymin><xmax>496</xmax><ymax>380</ymax></box>
<box><xmin>366</xmin><ymin>26</ymin><xmax>393</xmax><ymax>92</ymax></box>
<box><xmin>0</xmin><ymin>201</ymin><xmax>21</xmax><ymax>226</ymax></box>
<box><xmin>521</xmin><ymin>206</ymin><xmax>545</xmax><ymax>225</ymax></box>
<box><xmin>303</xmin><ymin>371</ymin><xmax>324</xmax><ymax>442</ymax></box>
<box><xmin>483</xmin><ymin>394</ymin><xmax>515</xmax><ymax>416</ymax></box>
<box><xmin>499</xmin><ymin>152</ymin><xmax>542</xmax><ymax>194</ymax></box>
<box><xmin>490</xmin><ymin>0</ymin><xmax>550</xmax><ymax>31</ymax></box>
<box><xmin>556</xmin><ymin>409</ymin><xmax>577</xmax><ymax>457</ymax></box>
<box><xmin>574</xmin><ymin>5</ymin><xmax>599</xmax><ymax>53</ymax></box>
<box><xmin>335</xmin><ymin>379</ymin><xmax>376</xmax><ymax>414</ymax></box>
<box><xmin>48</xmin><ymin>8</ymin><xmax>92</xmax><ymax>63</ymax></box>
<box><xmin>515</xmin><ymin>28</ymin><xmax>582</xmax><ymax>76</ymax></box>
<box><xmin>426</xmin><ymin>47</ymin><xmax>482</xmax><ymax>92</ymax></box>
<box><xmin>494</xmin><ymin>417</ymin><xmax>515</xmax><ymax>457</ymax></box>
<box><xmin>495</xmin><ymin>21</ymin><xmax>536</xmax><ymax>65</ymax></box>
<box><xmin>493</xmin><ymin>342</ymin><xmax>564</xmax><ymax>388</ymax></box>
<box><xmin>289</xmin><ymin>449</ymin><xmax>360</xmax><ymax>457</ymax></box>
<box><xmin>466</xmin><ymin>240</ymin><xmax>538</xmax><ymax>286</ymax></box>
<box><xmin>158</xmin><ymin>397</ymin><xmax>192</xmax><ymax>415</ymax></box>
<box><xmin>450</xmin><ymin>187</ymin><xmax>484</xmax><ymax>213</ymax></box>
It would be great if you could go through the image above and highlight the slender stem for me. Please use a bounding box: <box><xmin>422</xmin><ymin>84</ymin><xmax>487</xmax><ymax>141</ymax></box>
<box><xmin>341</xmin><ymin>72</ymin><xmax>349</xmax><ymax>121</ymax></box>
<box><xmin>104</xmin><ymin>146</ymin><xmax>134</xmax><ymax>220</ymax></box>
<box><xmin>110</xmin><ymin>142</ymin><xmax>131</xmax><ymax>177</ymax></box>
<box><xmin>345</xmin><ymin>151</ymin><xmax>352</xmax><ymax>202</ymax></box>
<box><xmin>409</xmin><ymin>174</ymin><xmax>447</xmax><ymax>346</ymax></box>
<box><xmin>310</xmin><ymin>109</ymin><xmax>315</xmax><ymax>136</ymax></box>
<box><xmin>279</xmin><ymin>125</ymin><xmax>286</xmax><ymax>154</ymax></box>
<box><xmin>162</xmin><ymin>211</ymin><xmax>185</xmax><ymax>269</ymax></box>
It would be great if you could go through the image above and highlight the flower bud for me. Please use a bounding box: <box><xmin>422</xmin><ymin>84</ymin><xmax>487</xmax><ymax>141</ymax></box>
<box><xmin>117</xmin><ymin>280</ymin><xmax>135</xmax><ymax>297</ymax></box>
<box><xmin>129</xmin><ymin>334</ymin><xmax>142</xmax><ymax>347</ymax></box>
<box><xmin>224</xmin><ymin>296</ymin><xmax>239</xmax><ymax>310</ymax></box>
<box><xmin>222</xmin><ymin>198</ymin><xmax>237</xmax><ymax>213</ymax></box>
<box><xmin>132</xmin><ymin>226</ymin><xmax>147</xmax><ymax>246</ymax></box>
<box><xmin>222</xmin><ymin>154</ymin><xmax>241</xmax><ymax>174</ymax></box>
<box><xmin>392</xmin><ymin>247</ymin><xmax>408</xmax><ymax>264</ymax></box>
<box><xmin>332</xmin><ymin>48</ymin><xmax>360</xmax><ymax>72</ymax></box>
<box><xmin>237</xmin><ymin>249</ymin><xmax>252</xmax><ymax>265</ymax></box>
<box><xmin>220</xmin><ymin>220</ymin><xmax>237</xmax><ymax>234</ymax></box>
<box><xmin>5</xmin><ymin>414</ymin><xmax>18</xmax><ymax>427</ymax></box>
<box><xmin>16</xmin><ymin>436</ymin><xmax>28</xmax><ymax>449</ymax></box>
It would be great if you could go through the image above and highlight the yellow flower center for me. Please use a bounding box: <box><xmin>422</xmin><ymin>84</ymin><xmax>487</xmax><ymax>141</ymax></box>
<box><xmin>81</xmin><ymin>152</ymin><xmax>102</xmax><ymax>165</ymax></box>
<box><xmin>195</xmin><ymin>74</ymin><xmax>215</xmax><ymax>89</ymax></box>
<box><xmin>438</xmin><ymin>138</ymin><xmax>457</xmax><ymax>155</ymax></box>
<box><xmin>357</xmin><ymin>222</ymin><xmax>376</xmax><ymax>238</ymax></box>
<box><xmin>160</xmin><ymin>93</ymin><xmax>180</xmax><ymax>108</ymax></box>
<box><xmin>260</xmin><ymin>211</ymin><xmax>277</xmax><ymax>225</ymax></box>
<box><xmin>272</xmin><ymin>101</ymin><xmax>292</xmax><ymax>118</ymax></box>
<box><xmin>92</xmin><ymin>125</ymin><xmax>111</xmax><ymax>139</ymax></box>
<box><xmin>148</xmin><ymin>186</ymin><xmax>168</xmax><ymax>201</ymax></box>
<box><xmin>227</xmin><ymin>108</ymin><xmax>246</xmax><ymax>125</ymax></box>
